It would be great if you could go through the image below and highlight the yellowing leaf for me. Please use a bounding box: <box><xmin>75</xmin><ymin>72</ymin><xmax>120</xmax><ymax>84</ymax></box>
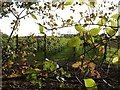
<box><xmin>72</xmin><ymin>61</ymin><xmax>81</xmax><ymax>68</ymax></box>
<box><xmin>34</xmin><ymin>68</ymin><xmax>41</xmax><ymax>71</ymax></box>
<box><xmin>89</xmin><ymin>62</ymin><xmax>96</xmax><ymax>70</ymax></box>
<box><xmin>118</xmin><ymin>49</ymin><xmax>120</xmax><ymax>56</ymax></box>
<box><xmin>89</xmin><ymin>27</ymin><xmax>101</xmax><ymax>36</ymax></box>
<box><xmin>64</xmin><ymin>0</ymin><xmax>74</xmax><ymax>5</ymax></box>
<box><xmin>8</xmin><ymin>60</ymin><xmax>14</xmax><ymax>65</ymax></box>
<box><xmin>90</xmin><ymin>70</ymin><xmax>95</xmax><ymax>77</ymax></box>
<box><xmin>112</xmin><ymin>57</ymin><xmax>119</xmax><ymax>64</ymax></box>
<box><xmin>21</xmin><ymin>58</ymin><xmax>27</xmax><ymax>62</ymax></box>
<box><xmin>99</xmin><ymin>46</ymin><xmax>105</xmax><ymax>55</ymax></box>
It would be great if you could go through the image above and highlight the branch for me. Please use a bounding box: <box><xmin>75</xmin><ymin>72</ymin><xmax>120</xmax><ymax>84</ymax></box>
<box><xmin>19</xmin><ymin>10</ymin><xmax>36</xmax><ymax>19</ymax></box>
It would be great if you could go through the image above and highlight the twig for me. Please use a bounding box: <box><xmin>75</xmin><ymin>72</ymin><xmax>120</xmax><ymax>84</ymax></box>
<box><xmin>75</xmin><ymin>75</ymin><xmax>83</xmax><ymax>85</ymax></box>
<box><xmin>102</xmin><ymin>79</ymin><xmax>115</xmax><ymax>88</ymax></box>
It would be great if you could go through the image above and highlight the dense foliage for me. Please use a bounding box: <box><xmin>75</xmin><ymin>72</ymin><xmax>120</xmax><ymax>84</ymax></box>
<box><xmin>1</xmin><ymin>0</ymin><xmax>120</xmax><ymax>89</ymax></box>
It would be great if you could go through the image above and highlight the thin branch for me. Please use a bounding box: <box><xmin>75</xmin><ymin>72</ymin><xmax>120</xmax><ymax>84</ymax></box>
<box><xmin>19</xmin><ymin>10</ymin><xmax>36</xmax><ymax>19</ymax></box>
<box><xmin>18</xmin><ymin>8</ymin><xmax>26</xmax><ymax>17</ymax></box>
<box><xmin>8</xmin><ymin>7</ymin><xmax>18</xmax><ymax>19</ymax></box>
<box><xmin>102</xmin><ymin>79</ymin><xmax>115</xmax><ymax>88</ymax></box>
<box><xmin>7</xmin><ymin>19</ymin><xmax>19</xmax><ymax>43</ymax></box>
<box><xmin>75</xmin><ymin>75</ymin><xmax>83</xmax><ymax>85</ymax></box>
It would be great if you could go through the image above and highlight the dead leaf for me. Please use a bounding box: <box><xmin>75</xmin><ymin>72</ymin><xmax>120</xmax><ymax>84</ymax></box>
<box><xmin>72</xmin><ymin>61</ymin><xmax>81</xmax><ymax>68</ymax></box>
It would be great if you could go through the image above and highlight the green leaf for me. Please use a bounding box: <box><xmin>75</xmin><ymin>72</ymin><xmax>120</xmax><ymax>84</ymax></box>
<box><xmin>30</xmin><ymin>13</ymin><xmax>37</xmax><ymax>20</ymax></box>
<box><xmin>89</xmin><ymin>27</ymin><xmax>101</xmax><ymax>36</ymax></box>
<box><xmin>87</xmin><ymin>36</ymin><xmax>95</xmax><ymax>44</ymax></box>
<box><xmin>31</xmin><ymin>74</ymin><xmax>37</xmax><ymax>80</ymax></box>
<box><xmin>75</xmin><ymin>24</ymin><xmax>85</xmax><ymax>33</ymax></box>
<box><xmin>26</xmin><ymin>69</ymin><xmax>36</xmax><ymax>74</ymax></box>
<box><xmin>110</xmin><ymin>21</ymin><xmax>117</xmax><ymax>27</ymax></box>
<box><xmin>84</xmin><ymin>78</ymin><xmax>98</xmax><ymax>90</ymax></box>
<box><xmin>43</xmin><ymin>61</ymin><xmax>57</xmax><ymax>71</ymax></box>
<box><xmin>97</xmin><ymin>19</ymin><xmax>106</xmax><ymax>25</ymax></box>
<box><xmin>64</xmin><ymin>0</ymin><xmax>74</xmax><ymax>5</ymax></box>
<box><xmin>111</xmin><ymin>14</ymin><xmax>119</xmax><ymax>20</ymax></box>
<box><xmin>59</xmin><ymin>68</ymin><xmax>65</xmax><ymax>75</ymax></box>
<box><xmin>67</xmin><ymin>36</ymin><xmax>83</xmax><ymax>47</ymax></box>
<box><xmin>106</xmin><ymin>28</ymin><xmax>116</xmax><ymax>36</ymax></box>
<box><xmin>39</xmin><ymin>25</ymin><xmax>44</xmax><ymax>34</ymax></box>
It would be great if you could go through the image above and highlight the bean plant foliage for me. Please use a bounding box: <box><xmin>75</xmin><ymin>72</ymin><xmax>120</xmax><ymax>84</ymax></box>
<box><xmin>1</xmin><ymin>0</ymin><xmax>120</xmax><ymax>89</ymax></box>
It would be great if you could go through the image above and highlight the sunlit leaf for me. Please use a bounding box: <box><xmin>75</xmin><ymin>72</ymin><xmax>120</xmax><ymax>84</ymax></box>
<box><xmin>80</xmin><ymin>0</ymin><xmax>85</xmax><ymax>4</ymax></box>
<box><xmin>84</xmin><ymin>78</ymin><xmax>98</xmax><ymax>90</ymax></box>
<box><xmin>97</xmin><ymin>19</ymin><xmax>106</xmax><ymax>25</ymax></box>
<box><xmin>30</xmin><ymin>13</ymin><xmax>37</xmax><ymax>20</ymax></box>
<box><xmin>106</xmin><ymin>28</ymin><xmax>116</xmax><ymax>36</ymax></box>
<box><xmin>110</xmin><ymin>21</ymin><xmax>117</xmax><ymax>27</ymax></box>
<box><xmin>39</xmin><ymin>25</ymin><xmax>44</xmax><ymax>34</ymax></box>
<box><xmin>64</xmin><ymin>0</ymin><xmax>74</xmax><ymax>5</ymax></box>
<box><xmin>112</xmin><ymin>57</ymin><xmax>119</xmax><ymax>64</ymax></box>
<box><xmin>111</xmin><ymin>13</ymin><xmax>119</xmax><ymax>20</ymax></box>
<box><xmin>75</xmin><ymin>24</ymin><xmax>85</xmax><ymax>33</ymax></box>
<box><xmin>89</xmin><ymin>27</ymin><xmax>101</xmax><ymax>36</ymax></box>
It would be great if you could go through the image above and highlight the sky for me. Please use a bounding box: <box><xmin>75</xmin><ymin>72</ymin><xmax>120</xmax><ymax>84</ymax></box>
<box><xmin>0</xmin><ymin>0</ymin><xmax>119</xmax><ymax>36</ymax></box>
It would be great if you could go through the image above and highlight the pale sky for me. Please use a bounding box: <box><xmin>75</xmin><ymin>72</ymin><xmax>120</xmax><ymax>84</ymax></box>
<box><xmin>0</xmin><ymin>0</ymin><xmax>119</xmax><ymax>36</ymax></box>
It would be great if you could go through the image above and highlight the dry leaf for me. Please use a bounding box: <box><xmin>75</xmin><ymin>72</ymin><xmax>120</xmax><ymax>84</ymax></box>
<box><xmin>72</xmin><ymin>61</ymin><xmax>81</xmax><ymax>68</ymax></box>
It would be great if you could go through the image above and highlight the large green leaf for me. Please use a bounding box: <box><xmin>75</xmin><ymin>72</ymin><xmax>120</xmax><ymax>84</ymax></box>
<box><xmin>84</xmin><ymin>78</ymin><xmax>98</xmax><ymax>90</ymax></box>
<box><xmin>30</xmin><ymin>13</ymin><xmax>37</xmax><ymax>20</ymax></box>
<box><xmin>39</xmin><ymin>25</ymin><xmax>44</xmax><ymax>34</ymax></box>
<box><xmin>111</xmin><ymin>13</ymin><xmax>119</xmax><ymax>20</ymax></box>
<box><xmin>89</xmin><ymin>27</ymin><xmax>101</xmax><ymax>36</ymax></box>
<box><xmin>97</xmin><ymin>19</ymin><xmax>106</xmax><ymax>25</ymax></box>
<box><xmin>75</xmin><ymin>24</ymin><xmax>85</xmax><ymax>33</ymax></box>
<box><xmin>67</xmin><ymin>36</ymin><xmax>83</xmax><ymax>47</ymax></box>
<box><xmin>64</xmin><ymin>0</ymin><xmax>74</xmax><ymax>5</ymax></box>
<box><xmin>110</xmin><ymin>20</ymin><xmax>117</xmax><ymax>27</ymax></box>
<box><xmin>106</xmin><ymin>28</ymin><xmax>116</xmax><ymax>36</ymax></box>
